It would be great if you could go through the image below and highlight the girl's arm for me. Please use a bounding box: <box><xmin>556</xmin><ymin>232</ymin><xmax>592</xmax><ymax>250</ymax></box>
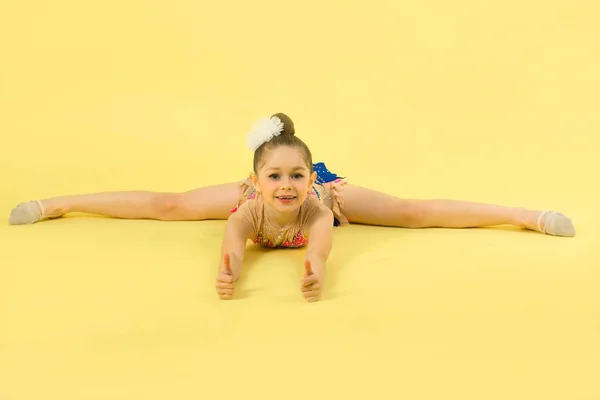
<box><xmin>215</xmin><ymin>210</ymin><xmax>255</xmax><ymax>300</ymax></box>
<box><xmin>218</xmin><ymin>211</ymin><xmax>254</xmax><ymax>281</ymax></box>
<box><xmin>304</xmin><ymin>207</ymin><xmax>335</xmax><ymax>284</ymax></box>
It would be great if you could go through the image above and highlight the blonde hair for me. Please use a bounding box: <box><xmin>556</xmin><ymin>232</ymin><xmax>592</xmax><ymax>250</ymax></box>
<box><xmin>252</xmin><ymin>113</ymin><xmax>313</xmax><ymax>173</ymax></box>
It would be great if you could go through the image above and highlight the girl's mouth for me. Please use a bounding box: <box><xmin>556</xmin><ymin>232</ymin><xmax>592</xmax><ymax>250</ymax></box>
<box><xmin>276</xmin><ymin>196</ymin><xmax>296</xmax><ymax>203</ymax></box>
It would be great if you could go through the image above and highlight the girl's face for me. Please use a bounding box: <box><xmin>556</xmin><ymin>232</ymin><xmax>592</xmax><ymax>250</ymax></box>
<box><xmin>250</xmin><ymin>146</ymin><xmax>316</xmax><ymax>214</ymax></box>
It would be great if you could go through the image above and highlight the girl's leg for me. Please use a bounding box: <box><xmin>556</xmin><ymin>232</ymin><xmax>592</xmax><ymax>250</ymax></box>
<box><xmin>338</xmin><ymin>184</ymin><xmax>575</xmax><ymax>236</ymax></box>
<box><xmin>9</xmin><ymin>182</ymin><xmax>242</xmax><ymax>224</ymax></box>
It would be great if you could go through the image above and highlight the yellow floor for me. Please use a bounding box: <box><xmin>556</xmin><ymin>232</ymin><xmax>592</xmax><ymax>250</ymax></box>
<box><xmin>1</xmin><ymin>0</ymin><xmax>599</xmax><ymax>399</ymax></box>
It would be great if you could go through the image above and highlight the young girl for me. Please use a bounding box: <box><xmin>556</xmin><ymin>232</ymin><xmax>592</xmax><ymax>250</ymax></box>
<box><xmin>8</xmin><ymin>113</ymin><xmax>576</xmax><ymax>302</ymax></box>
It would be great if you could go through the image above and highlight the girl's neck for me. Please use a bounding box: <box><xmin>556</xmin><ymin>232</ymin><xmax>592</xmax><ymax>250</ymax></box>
<box><xmin>263</xmin><ymin>203</ymin><xmax>300</xmax><ymax>229</ymax></box>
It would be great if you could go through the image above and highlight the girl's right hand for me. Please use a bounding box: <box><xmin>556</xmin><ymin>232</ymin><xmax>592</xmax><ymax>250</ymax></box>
<box><xmin>215</xmin><ymin>253</ymin><xmax>235</xmax><ymax>300</ymax></box>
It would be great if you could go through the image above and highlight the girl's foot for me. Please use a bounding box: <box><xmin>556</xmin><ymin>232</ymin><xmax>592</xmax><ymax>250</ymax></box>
<box><xmin>529</xmin><ymin>210</ymin><xmax>576</xmax><ymax>237</ymax></box>
<box><xmin>8</xmin><ymin>200</ymin><xmax>62</xmax><ymax>225</ymax></box>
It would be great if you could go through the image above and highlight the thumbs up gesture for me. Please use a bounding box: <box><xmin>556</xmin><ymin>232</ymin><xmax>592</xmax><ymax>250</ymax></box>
<box><xmin>216</xmin><ymin>253</ymin><xmax>235</xmax><ymax>300</ymax></box>
<box><xmin>300</xmin><ymin>260</ymin><xmax>322</xmax><ymax>302</ymax></box>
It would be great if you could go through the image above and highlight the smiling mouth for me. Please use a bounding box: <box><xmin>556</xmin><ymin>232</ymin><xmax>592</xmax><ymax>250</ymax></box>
<box><xmin>276</xmin><ymin>196</ymin><xmax>296</xmax><ymax>200</ymax></box>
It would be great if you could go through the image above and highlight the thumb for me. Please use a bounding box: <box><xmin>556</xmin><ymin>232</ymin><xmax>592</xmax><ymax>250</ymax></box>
<box><xmin>223</xmin><ymin>253</ymin><xmax>232</xmax><ymax>275</ymax></box>
<box><xmin>304</xmin><ymin>260</ymin><xmax>313</xmax><ymax>277</ymax></box>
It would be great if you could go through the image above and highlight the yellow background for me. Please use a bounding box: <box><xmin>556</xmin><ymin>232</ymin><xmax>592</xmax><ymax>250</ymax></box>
<box><xmin>1</xmin><ymin>0</ymin><xmax>599</xmax><ymax>399</ymax></box>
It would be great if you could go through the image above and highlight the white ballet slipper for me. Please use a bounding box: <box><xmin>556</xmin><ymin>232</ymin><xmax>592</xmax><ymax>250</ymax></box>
<box><xmin>536</xmin><ymin>211</ymin><xmax>576</xmax><ymax>237</ymax></box>
<box><xmin>9</xmin><ymin>200</ymin><xmax>47</xmax><ymax>225</ymax></box>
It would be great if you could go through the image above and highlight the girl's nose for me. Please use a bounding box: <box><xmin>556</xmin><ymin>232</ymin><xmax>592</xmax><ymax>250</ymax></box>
<box><xmin>281</xmin><ymin>178</ymin><xmax>292</xmax><ymax>190</ymax></box>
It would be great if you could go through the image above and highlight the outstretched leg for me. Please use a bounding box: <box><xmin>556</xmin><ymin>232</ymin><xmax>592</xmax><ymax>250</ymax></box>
<box><xmin>338</xmin><ymin>184</ymin><xmax>575</xmax><ymax>236</ymax></box>
<box><xmin>8</xmin><ymin>182</ymin><xmax>242</xmax><ymax>225</ymax></box>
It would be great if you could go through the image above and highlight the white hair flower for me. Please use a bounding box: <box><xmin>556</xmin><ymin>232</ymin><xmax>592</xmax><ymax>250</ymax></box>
<box><xmin>247</xmin><ymin>116</ymin><xmax>284</xmax><ymax>151</ymax></box>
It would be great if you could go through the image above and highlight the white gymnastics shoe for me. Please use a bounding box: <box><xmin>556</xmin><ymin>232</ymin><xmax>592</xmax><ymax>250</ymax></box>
<box><xmin>8</xmin><ymin>200</ymin><xmax>62</xmax><ymax>225</ymax></box>
<box><xmin>536</xmin><ymin>211</ymin><xmax>576</xmax><ymax>237</ymax></box>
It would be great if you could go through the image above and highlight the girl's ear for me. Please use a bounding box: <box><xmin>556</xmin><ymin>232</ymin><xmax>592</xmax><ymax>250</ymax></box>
<box><xmin>249</xmin><ymin>172</ymin><xmax>260</xmax><ymax>192</ymax></box>
<box><xmin>309</xmin><ymin>171</ymin><xmax>317</xmax><ymax>187</ymax></box>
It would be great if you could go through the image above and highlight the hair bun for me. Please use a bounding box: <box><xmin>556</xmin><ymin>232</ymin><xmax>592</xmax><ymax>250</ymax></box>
<box><xmin>271</xmin><ymin>113</ymin><xmax>295</xmax><ymax>136</ymax></box>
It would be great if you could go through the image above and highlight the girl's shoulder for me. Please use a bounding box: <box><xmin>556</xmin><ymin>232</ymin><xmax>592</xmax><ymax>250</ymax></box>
<box><xmin>229</xmin><ymin>196</ymin><xmax>261</xmax><ymax>233</ymax></box>
<box><xmin>300</xmin><ymin>196</ymin><xmax>334</xmax><ymax>234</ymax></box>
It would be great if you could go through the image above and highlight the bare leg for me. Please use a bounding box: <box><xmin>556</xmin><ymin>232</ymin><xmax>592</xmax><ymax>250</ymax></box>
<box><xmin>9</xmin><ymin>182</ymin><xmax>242</xmax><ymax>224</ymax></box>
<box><xmin>338</xmin><ymin>184</ymin><xmax>575</xmax><ymax>236</ymax></box>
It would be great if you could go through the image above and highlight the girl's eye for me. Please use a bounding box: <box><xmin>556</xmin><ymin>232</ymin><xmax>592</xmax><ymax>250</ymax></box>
<box><xmin>268</xmin><ymin>174</ymin><xmax>303</xmax><ymax>179</ymax></box>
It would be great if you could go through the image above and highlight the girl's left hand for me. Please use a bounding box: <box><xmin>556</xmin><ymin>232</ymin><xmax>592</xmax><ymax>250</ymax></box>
<box><xmin>301</xmin><ymin>260</ymin><xmax>321</xmax><ymax>302</ymax></box>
